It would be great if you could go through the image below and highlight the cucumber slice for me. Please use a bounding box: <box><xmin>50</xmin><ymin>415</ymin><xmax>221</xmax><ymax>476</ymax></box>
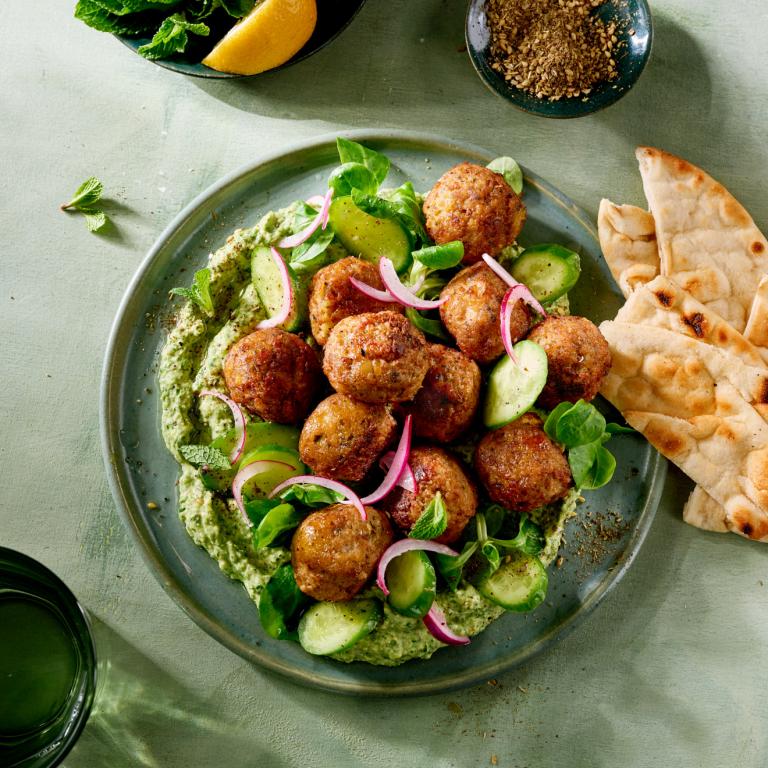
<box><xmin>298</xmin><ymin>599</ymin><xmax>382</xmax><ymax>656</ymax></box>
<box><xmin>237</xmin><ymin>445</ymin><xmax>305</xmax><ymax>500</ymax></box>
<box><xmin>511</xmin><ymin>244</ymin><xmax>581</xmax><ymax>304</ymax></box>
<box><xmin>385</xmin><ymin>550</ymin><xmax>437</xmax><ymax>619</ymax></box>
<box><xmin>483</xmin><ymin>340</ymin><xmax>548</xmax><ymax>429</ymax></box>
<box><xmin>252</xmin><ymin>246</ymin><xmax>308</xmax><ymax>332</ymax></box>
<box><xmin>327</xmin><ymin>196</ymin><xmax>411</xmax><ymax>273</ymax></box>
<box><xmin>477</xmin><ymin>552</ymin><xmax>548</xmax><ymax>612</ymax></box>
<box><xmin>201</xmin><ymin>423</ymin><xmax>301</xmax><ymax>493</ymax></box>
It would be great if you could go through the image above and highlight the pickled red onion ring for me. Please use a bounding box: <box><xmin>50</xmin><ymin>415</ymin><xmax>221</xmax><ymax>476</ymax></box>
<box><xmin>379</xmin><ymin>451</ymin><xmax>417</xmax><ymax>493</ymax></box>
<box><xmin>423</xmin><ymin>603</ymin><xmax>471</xmax><ymax>646</ymax></box>
<box><xmin>269</xmin><ymin>475</ymin><xmax>367</xmax><ymax>522</ymax></box>
<box><xmin>199</xmin><ymin>390</ymin><xmax>247</xmax><ymax>464</ymax></box>
<box><xmin>277</xmin><ymin>189</ymin><xmax>333</xmax><ymax>249</ymax></box>
<box><xmin>361</xmin><ymin>416</ymin><xmax>412</xmax><ymax>505</ymax></box>
<box><xmin>348</xmin><ymin>277</ymin><xmax>399</xmax><ymax>303</ymax></box>
<box><xmin>376</xmin><ymin>538</ymin><xmax>458</xmax><ymax>596</ymax></box>
<box><xmin>379</xmin><ymin>258</ymin><xmax>446</xmax><ymax>310</ymax></box>
<box><xmin>232</xmin><ymin>459</ymin><xmax>294</xmax><ymax>528</ymax></box>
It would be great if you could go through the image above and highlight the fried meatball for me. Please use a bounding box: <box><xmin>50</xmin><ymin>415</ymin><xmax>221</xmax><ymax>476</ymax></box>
<box><xmin>299</xmin><ymin>394</ymin><xmax>397</xmax><ymax>482</ymax></box>
<box><xmin>439</xmin><ymin>263</ymin><xmax>530</xmax><ymax>364</ymax></box>
<box><xmin>405</xmin><ymin>345</ymin><xmax>481</xmax><ymax>443</ymax></box>
<box><xmin>322</xmin><ymin>311</ymin><xmax>429</xmax><ymax>403</ymax></box>
<box><xmin>475</xmin><ymin>414</ymin><xmax>571</xmax><ymax>513</ymax></box>
<box><xmin>308</xmin><ymin>256</ymin><xmax>402</xmax><ymax>346</ymax></box>
<box><xmin>379</xmin><ymin>446</ymin><xmax>477</xmax><ymax>545</ymax></box>
<box><xmin>527</xmin><ymin>315</ymin><xmax>612</xmax><ymax>409</ymax></box>
<box><xmin>423</xmin><ymin>162</ymin><xmax>526</xmax><ymax>264</ymax></box>
<box><xmin>291</xmin><ymin>504</ymin><xmax>393</xmax><ymax>601</ymax></box>
<box><xmin>223</xmin><ymin>328</ymin><xmax>322</xmax><ymax>424</ymax></box>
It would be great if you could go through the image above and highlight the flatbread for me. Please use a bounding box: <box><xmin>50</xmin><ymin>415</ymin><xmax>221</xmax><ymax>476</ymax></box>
<box><xmin>682</xmin><ymin>486</ymin><xmax>729</xmax><ymax>533</ymax></box>
<box><xmin>744</xmin><ymin>275</ymin><xmax>768</xmax><ymax>349</ymax></box>
<box><xmin>597</xmin><ymin>199</ymin><xmax>660</xmax><ymax>297</ymax></box>
<box><xmin>598</xmin><ymin>320</ymin><xmax>768</xmax><ymax>542</ymax></box>
<box><xmin>636</xmin><ymin>146</ymin><xmax>768</xmax><ymax>332</ymax></box>
<box><xmin>615</xmin><ymin>276</ymin><xmax>766</xmax><ymax>368</ymax></box>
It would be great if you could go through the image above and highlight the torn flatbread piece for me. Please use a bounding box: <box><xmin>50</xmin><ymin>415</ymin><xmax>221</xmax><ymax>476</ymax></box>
<box><xmin>636</xmin><ymin>146</ymin><xmax>768</xmax><ymax>331</ymax></box>
<box><xmin>597</xmin><ymin>199</ymin><xmax>660</xmax><ymax>297</ymax></box>
<box><xmin>744</xmin><ymin>275</ymin><xmax>768</xmax><ymax>350</ymax></box>
<box><xmin>683</xmin><ymin>486</ymin><xmax>729</xmax><ymax>533</ymax></box>
<box><xmin>599</xmin><ymin>320</ymin><xmax>768</xmax><ymax>541</ymax></box>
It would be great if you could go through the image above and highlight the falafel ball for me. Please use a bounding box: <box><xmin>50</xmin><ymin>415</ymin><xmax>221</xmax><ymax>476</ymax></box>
<box><xmin>223</xmin><ymin>328</ymin><xmax>322</xmax><ymax>424</ymax></box>
<box><xmin>405</xmin><ymin>344</ymin><xmax>481</xmax><ymax>443</ymax></box>
<box><xmin>299</xmin><ymin>394</ymin><xmax>397</xmax><ymax>482</ymax></box>
<box><xmin>322</xmin><ymin>311</ymin><xmax>429</xmax><ymax>403</ymax></box>
<box><xmin>423</xmin><ymin>162</ymin><xmax>526</xmax><ymax>264</ymax></box>
<box><xmin>291</xmin><ymin>504</ymin><xmax>393</xmax><ymax>601</ymax></box>
<box><xmin>439</xmin><ymin>263</ymin><xmax>530</xmax><ymax>364</ymax></box>
<box><xmin>474</xmin><ymin>414</ymin><xmax>571</xmax><ymax>513</ymax></box>
<box><xmin>379</xmin><ymin>446</ymin><xmax>478</xmax><ymax>545</ymax></box>
<box><xmin>309</xmin><ymin>256</ymin><xmax>403</xmax><ymax>346</ymax></box>
<box><xmin>527</xmin><ymin>315</ymin><xmax>612</xmax><ymax>409</ymax></box>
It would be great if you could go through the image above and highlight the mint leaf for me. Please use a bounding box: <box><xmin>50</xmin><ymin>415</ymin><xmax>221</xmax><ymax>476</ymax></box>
<box><xmin>487</xmin><ymin>156</ymin><xmax>524</xmax><ymax>195</ymax></box>
<box><xmin>82</xmin><ymin>209</ymin><xmax>108</xmax><ymax>232</ymax></box>
<box><xmin>170</xmin><ymin>268</ymin><xmax>214</xmax><ymax>316</ymax></box>
<box><xmin>409</xmin><ymin>492</ymin><xmax>448</xmax><ymax>540</ymax></box>
<box><xmin>61</xmin><ymin>177</ymin><xmax>103</xmax><ymax>211</ymax></box>
<box><xmin>137</xmin><ymin>13</ymin><xmax>210</xmax><ymax>60</ymax></box>
<box><xmin>179</xmin><ymin>444</ymin><xmax>231</xmax><ymax>470</ymax></box>
<box><xmin>219</xmin><ymin>0</ymin><xmax>256</xmax><ymax>17</ymax></box>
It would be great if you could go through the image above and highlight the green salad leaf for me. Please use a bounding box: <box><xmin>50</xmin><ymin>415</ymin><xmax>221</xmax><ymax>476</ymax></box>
<box><xmin>487</xmin><ymin>156</ymin><xmax>524</xmax><ymax>195</ymax></box>
<box><xmin>543</xmin><ymin>400</ymin><xmax>625</xmax><ymax>490</ymax></box>
<box><xmin>350</xmin><ymin>190</ymin><xmax>403</xmax><ymax>221</ymax></box>
<box><xmin>288</xmin><ymin>228</ymin><xmax>335</xmax><ymax>274</ymax></box>
<box><xmin>409</xmin><ymin>492</ymin><xmax>448</xmax><ymax>540</ymax></box>
<box><xmin>435</xmin><ymin>541</ymin><xmax>478</xmax><ymax>592</ymax></box>
<box><xmin>328</xmin><ymin>162</ymin><xmax>378</xmax><ymax>197</ymax></box>
<box><xmin>253</xmin><ymin>504</ymin><xmax>303</xmax><ymax>549</ymax></box>
<box><xmin>219</xmin><ymin>0</ymin><xmax>256</xmax><ymax>16</ymax></box>
<box><xmin>258</xmin><ymin>564</ymin><xmax>310</xmax><ymax>641</ymax></box>
<box><xmin>137</xmin><ymin>13</ymin><xmax>210</xmax><ymax>60</ymax></box>
<box><xmin>170</xmin><ymin>268</ymin><xmax>215</xmax><ymax>316</ymax></box>
<box><xmin>405</xmin><ymin>307</ymin><xmax>451</xmax><ymax>342</ymax></box>
<box><xmin>278</xmin><ymin>483</ymin><xmax>345</xmax><ymax>508</ymax></box>
<box><xmin>411</xmin><ymin>241</ymin><xmax>464</xmax><ymax>269</ymax></box>
<box><xmin>179</xmin><ymin>444</ymin><xmax>231</xmax><ymax>470</ymax></box>
<box><xmin>336</xmin><ymin>138</ymin><xmax>390</xmax><ymax>187</ymax></box>
<box><xmin>244</xmin><ymin>498</ymin><xmax>282</xmax><ymax>527</ymax></box>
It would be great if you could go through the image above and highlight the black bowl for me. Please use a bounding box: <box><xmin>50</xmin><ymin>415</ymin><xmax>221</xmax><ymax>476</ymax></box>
<box><xmin>465</xmin><ymin>0</ymin><xmax>653</xmax><ymax>118</ymax></box>
<box><xmin>117</xmin><ymin>0</ymin><xmax>368</xmax><ymax>79</ymax></box>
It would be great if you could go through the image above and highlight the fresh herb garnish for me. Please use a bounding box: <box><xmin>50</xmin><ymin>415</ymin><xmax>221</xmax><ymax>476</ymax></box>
<box><xmin>328</xmin><ymin>163</ymin><xmax>379</xmax><ymax>197</ymax></box>
<box><xmin>170</xmin><ymin>268</ymin><xmax>215</xmax><ymax>316</ymax></box>
<box><xmin>258</xmin><ymin>564</ymin><xmax>310</xmax><ymax>641</ymax></box>
<box><xmin>253</xmin><ymin>504</ymin><xmax>303</xmax><ymax>549</ymax></box>
<box><xmin>179</xmin><ymin>444</ymin><xmax>231</xmax><ymax>470</ymax></box>
<box><xmin>336</xmin><ymin>138</ymin><xmax>390</xmax><ymax>187</ymax></box>
<box><xmin>543</xmin><ymin>400</ymin><xmax>629</xmax><ymax>489</ymax></box>
<box><xmin>289</xmin><ymin>228</ymin><xmax>335</xmax><ymax>274</ymax></box>
<box><xmin>60</xmin><ymin>176</ymin><xmax>109</xmax><ymax>233</ymax></box>
<box><xmin>411</xmin><ymin>241</ymin><xmax>464</xmax><ymax>269</ymax></box>
<box><xmin>487</xmin><ymin>156</ymin><xmax>524</xmax><ymax>195</ymax></box>
<box><xmin>137</xmin><ymin>12</ymin><xmax>210</xmax><ymax>60</ymax></box>
<box><xmin>409</xmin><ymin>492</ymin><xmax>448</xmax><ymax>540</ymax></box>
<box><xmin>278</xmin><ymin>483</ymin><xmax>345</xmax><ymax>508</ymax></box>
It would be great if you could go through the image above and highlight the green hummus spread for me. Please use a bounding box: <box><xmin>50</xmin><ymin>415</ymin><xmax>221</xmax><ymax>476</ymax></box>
<box><xmin>158</xmin><ymin>205</ymin><xmax>578</xmax><ymax>666</ymax></box>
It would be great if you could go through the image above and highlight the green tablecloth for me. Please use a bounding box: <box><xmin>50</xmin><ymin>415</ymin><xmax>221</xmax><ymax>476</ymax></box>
<box><xmin>2</xmin><ymin>1</ymin><xmax>766</xmax><ymax>765</ymax></box>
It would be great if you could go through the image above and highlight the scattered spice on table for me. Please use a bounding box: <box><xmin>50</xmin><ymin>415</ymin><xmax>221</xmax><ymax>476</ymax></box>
<box><xmin>486</xmin><ymin>0</ymin><xmax>622</xmax><ymax>101</ymax></box>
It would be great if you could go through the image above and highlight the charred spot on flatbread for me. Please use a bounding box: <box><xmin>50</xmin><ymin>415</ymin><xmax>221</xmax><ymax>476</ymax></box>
<box><xmin>654</xmin><ymin>290</ymin><xmax>672</xmax><ymax>307</ymax></box>
<box><xmin>752</xmin><ymin>241</ymin><xmax>765</xmax><ymax>255</ymax></box>
<box><xmin>682</xmin><ymin>312</ymin><xmax>706</xmax><ymax>338</ymax></box>
<box><xmin>758</xmin><ymin>379</ymin><xmax>768</xmax><ymax>405</ymax></box>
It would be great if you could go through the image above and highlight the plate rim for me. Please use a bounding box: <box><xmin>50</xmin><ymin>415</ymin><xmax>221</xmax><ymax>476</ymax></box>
<box><xmin>99</xmin><ymin>129</ymin><xmax>667</xmax><ymax>696</ymax></box>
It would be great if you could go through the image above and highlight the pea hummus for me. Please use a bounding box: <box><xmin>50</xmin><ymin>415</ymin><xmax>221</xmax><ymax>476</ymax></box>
<box><xmin>159</xmin><ymin>204</ymin><xmax>579</xmax><ymax>666</ymax></box>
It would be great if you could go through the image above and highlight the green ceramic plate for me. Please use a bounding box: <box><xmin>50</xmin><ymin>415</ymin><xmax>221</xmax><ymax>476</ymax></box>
<box><xmin>100</xmin><ymin>131</ymin><xmax>666</xmax><ymax>695</ymax></box>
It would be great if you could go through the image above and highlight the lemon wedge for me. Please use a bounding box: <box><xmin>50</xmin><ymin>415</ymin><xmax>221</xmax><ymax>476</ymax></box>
<box><xmin>203</xmin><ymin>0</ymin><xmax>318</xmax><ymax>75</ymax></box>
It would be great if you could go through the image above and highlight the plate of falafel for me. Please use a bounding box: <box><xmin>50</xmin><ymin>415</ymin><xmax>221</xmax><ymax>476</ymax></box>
<box><xmin>100</xmin><ymin>131</ymin><xmax>666</xmax><ymax>694</ymax></box>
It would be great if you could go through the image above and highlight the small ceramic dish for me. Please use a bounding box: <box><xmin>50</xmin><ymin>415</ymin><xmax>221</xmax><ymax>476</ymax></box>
<box><xmin>465</xmin><ymin>0</ymin><xmax>653</xmax><ymax>118</ymax></box>
<box><xmin>116</xmin><ymin>0</ymin><xmax>367</xmax><ymax>79</ymax></box>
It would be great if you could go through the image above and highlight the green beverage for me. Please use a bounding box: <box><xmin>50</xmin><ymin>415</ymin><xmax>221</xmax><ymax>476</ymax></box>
<box><xmin>0</xmin><ymin>549</ymin><xmax>97</xmax><ymax>768</ymax></box>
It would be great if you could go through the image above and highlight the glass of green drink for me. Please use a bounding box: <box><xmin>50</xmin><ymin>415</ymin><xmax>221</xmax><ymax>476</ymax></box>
<box><xmin>0</xmin><ymin>548</ymin><xmax>97</xmax><ymax>767</ymax></box>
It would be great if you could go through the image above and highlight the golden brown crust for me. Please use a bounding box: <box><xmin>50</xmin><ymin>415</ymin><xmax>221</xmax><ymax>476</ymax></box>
<box><xmin>405</xmin><ymin>344</ymin><xmax>481</xmax><ymax>443</ymax></box>
<box><xmin>474</xmin><ymin>413</ymin><xmax>572</xmax><ymax>513</ymax></box>
<box><xmin>379</xmin><ymin>446</ymin><xmax>478</xmax><ymax>545</ymax></box>
<box><xmin>299</xmin><ymin>394</ymin><xmax>397</xmax><ymax>482</ymax></box>
<box><xmin>223</xmin><ymin>328</ymin><xmax>322</xmax><ymax>424</ymax></box>
<box><xmin>440</xmin><ymin>262</ymin><xmax>530</xmax><ymax>364</ymax></box>
<box><xmin>291</xmin><ymin>505</ymin><xmax>393</xmax><ymax>601</ymax></box>
<box><xmin>527</xmin><ymin>315</ymin><xmax>612</xmax><ymax>409</ymax></box>
<box><xmin>423</xmin><ymin>162</ymin><xmax>526</xmax><ymax>264</ymax></box>
<box><xmin>308</xmin><ymin>256</ymin><xmax>402</xmax><ymax>346</ymax></box>
<box><xmin>322</xmin><ymin>311</ymin><xmax>429</xmax><ymax>403</ymax></box>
